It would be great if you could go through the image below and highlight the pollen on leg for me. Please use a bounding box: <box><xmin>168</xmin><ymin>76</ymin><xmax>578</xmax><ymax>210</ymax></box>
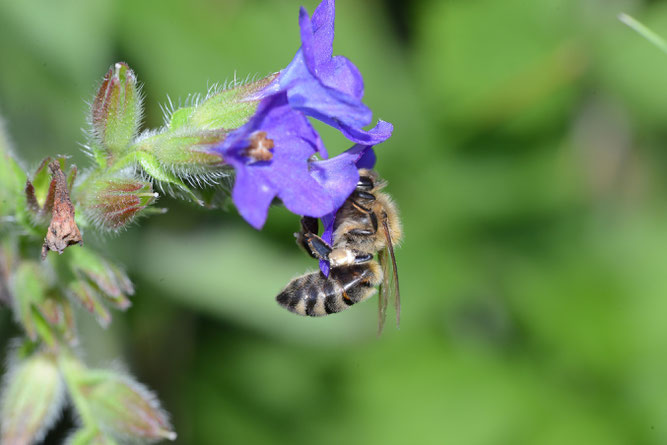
<box><xmin>243</xmin><ymin>131</ymin><xmax>274</xmax><ymax>162</ymax></box>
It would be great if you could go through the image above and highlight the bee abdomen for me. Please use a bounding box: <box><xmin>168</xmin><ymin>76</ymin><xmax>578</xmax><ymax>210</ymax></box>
<box><xmin>276</xmin><ymin>265</ymin><xmax>380</xmax><ymax>317</ymax></box>
<box><xmin>276</xmin><ymin>274</ymin><xmax>330</xmax><ymax>317</ymax></box>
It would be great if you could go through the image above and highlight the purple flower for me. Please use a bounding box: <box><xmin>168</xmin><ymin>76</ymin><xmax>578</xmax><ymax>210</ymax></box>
<box><xmin>214</xmin><ymin>0</ymin><xmax>392</xmax><ymax>233</ymax></box>
<box><xmin>213</xmin><ymin>93</ymin><xmax>335</xmax><ymax>229</ymax></box>
<box><xmin>278</xmin><ymin>0</ymin><xmax>393</xmax><ymax>146</ymax></box>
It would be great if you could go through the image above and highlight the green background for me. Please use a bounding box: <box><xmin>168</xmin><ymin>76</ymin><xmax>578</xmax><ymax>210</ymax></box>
<box><xmin>2</xmin><ymin>0</ymin><xmax>667</xmax><ymax>443</ymax></box>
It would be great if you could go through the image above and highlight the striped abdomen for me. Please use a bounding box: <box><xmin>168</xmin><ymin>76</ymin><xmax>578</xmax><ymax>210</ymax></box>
<box><xmin>276</xmin><ymin>263</ymin><xmax>382</xmax><ymax>316</ymax></box>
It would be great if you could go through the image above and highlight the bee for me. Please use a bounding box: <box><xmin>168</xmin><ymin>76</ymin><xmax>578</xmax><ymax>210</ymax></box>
<box><xmin>276</xmin><ymin>169</ymin><xmax>402</xmax><ymax>332</ymax></box>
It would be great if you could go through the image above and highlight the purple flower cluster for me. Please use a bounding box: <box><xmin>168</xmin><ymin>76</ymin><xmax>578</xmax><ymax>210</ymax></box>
<box><xmin>213</xmin><ymin>0</ymin><xmax>392</xmax><ymax>235</ymax></box>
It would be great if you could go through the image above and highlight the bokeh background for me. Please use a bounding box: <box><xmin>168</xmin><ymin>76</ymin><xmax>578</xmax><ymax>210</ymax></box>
<box><xmin>2</xmin><ymin>0</ymin><xmax>667</xmax><ymax>443</ymax></box>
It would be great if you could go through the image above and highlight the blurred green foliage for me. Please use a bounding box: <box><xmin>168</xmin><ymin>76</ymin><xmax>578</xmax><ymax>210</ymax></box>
<box><xmin>2</xmin><ymin>0</ymin><xmax>667</xmax><ymax>443</ymax></box>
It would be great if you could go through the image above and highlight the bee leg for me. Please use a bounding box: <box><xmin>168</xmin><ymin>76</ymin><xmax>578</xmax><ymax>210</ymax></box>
<box><xmin>303</xmin><ymin>233</ymin><xmax>333</xmax><ymax>261</ymax></box>
<box><xmin>295</xmin><ymin>217</ymin><xmax>322</xmax><ymax>259</ymax></box>
<box><xmin>300</xmin><ymin>216</ymin><xmax>319</xmax><ymax>235</ymax></box>
<box><xmin>356</xmin><ymin>176</ymin><xmax>374</xmax><ymax>191</ymax></box>
<box><xmin>347</xmin><ymin>212</ymin><xmax>379</xmax><ymax>237</ymax></box>
<box><xmin>353</xmin><ymin>252</ymin><xmax>374</xmax><ymax>264</ymax></box>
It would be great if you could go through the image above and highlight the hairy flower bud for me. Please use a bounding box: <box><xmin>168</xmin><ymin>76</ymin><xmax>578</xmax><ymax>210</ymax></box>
<box><xmin>92</xmin><ymin>62</ymin><xmax>143</xmax><ymax>160</ymax></box>
<box><xmin>76</xmin><ymin>370</ymin><xmax>175</xmax><ymax>442</ymax></box>
<box><xmin>0</xmin><ymin>348</ymin><xmax>65</xmax><ymax>445</ymax></box>
<box><xmin>10</xmin><ymin>256</ymin><xmax>78</xmax><ymax>344</ymax></box>
<box><xmin>68</xmin><ymin>280</ymin><xmax>111</xmax><ymax>328</ymax></box>
<box><xmin>68</xmin><ymin>247</ymin><xmax>133</xmax><ymax>311</ymax></box>
<box><xmin>79</xmin><ymin>175</ymin><xmax>157</xmax><ymax>231</ymax></box>
<box><xmin>185</xmin><ymin>73</ymin><xmax>278</xmax><ymax>130</ymax></box>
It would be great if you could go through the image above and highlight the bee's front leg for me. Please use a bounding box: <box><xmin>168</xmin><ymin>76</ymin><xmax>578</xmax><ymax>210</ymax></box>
<box><xmin>295</xmin><ymin>216</ymin><xmax>332</xmax><ymax>260</ymax></box>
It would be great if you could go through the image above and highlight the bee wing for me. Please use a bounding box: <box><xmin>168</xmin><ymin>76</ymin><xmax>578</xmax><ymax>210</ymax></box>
<box><xmin>378</xmin><ymin>216</ymin><xmax>400</xmax><ymax>334</ymax></box>
<box><xmin>378</xmin><ymin>248</ymin><xmax>390</xmax><ymax>335</ymax></box>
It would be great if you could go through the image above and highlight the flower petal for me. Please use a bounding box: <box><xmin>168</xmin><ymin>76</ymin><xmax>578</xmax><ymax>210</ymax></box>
<box><xmin>310</xmin><ymin>0</ymin><xmax>335</xmax><ymax>64</ymax></box>
<box><xmin>232</xmin><ymin>167</ymin><xmax>277</xmax><ymax>229</ymax></box>
<box><xmin>278</xmin><ymin>173</ymin><xmax>333</xmax><ymax>217</ymax></box>
<box><xmin>338</xmin><ymin>119</ymin><xmax>394</xmax><ymax>146</ymax></box>
<box><xmin>279</xmin><ymin>0</ymin><xmax>374</xmax><ymax>139</ymax></box>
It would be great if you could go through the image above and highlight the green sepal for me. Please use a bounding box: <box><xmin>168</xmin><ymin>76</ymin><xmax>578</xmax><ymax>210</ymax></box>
<box><xmin>188</xmin><ymin>73</ymin><xmax>278</xmax><ymax>130</ymax></box>
<box><xmin>134</xmin><ymin>151</ymin><xmax>203</xmax><ymax>205</ymax></box>
<box><xmin>168</xmin><ymin>107</ymin><xmax>195</xmax><ymax>130</ymax></box>
<box><xmin>29</xmin><ymin>157</ymin><xmax>58</xmax><ymax>209</ymax></box>
<box><xmin>66</xmin><ymin>429</ymin><xmax>119</xmax><ymax>445</ymax></box>
<box><xmin>137</xmin><ymin>128</ymin><xmax>226</xmax><ymax>178</ymax></box>
<box><xmin>76</xmin><ymin>172</ymin><xmax>156</xmax><ymax>232</ymax></box>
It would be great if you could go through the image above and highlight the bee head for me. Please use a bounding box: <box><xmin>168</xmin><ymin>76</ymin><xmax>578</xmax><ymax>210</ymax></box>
<box><xmin>356</xmin><ymin>169</ymin><xmax>385</xmax><ymax>193</ymax></box>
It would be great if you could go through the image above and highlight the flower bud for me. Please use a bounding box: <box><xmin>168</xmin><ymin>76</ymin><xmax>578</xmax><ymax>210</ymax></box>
<box><xmin>0</xmin><ymin>349</ymin><xmax>65</xmax><ymax>445</ymax></box>
<box><xmin>92</xmin><ymin>62</ymin><xmax>142</xmax><ymax>158</ymax></box>
<box><xmin>68</xmin><ymin>247</ymin><xmax>133</xmax><ymax>311</ymax></box>
<box><xmin>187</xmin><ymin>72</ymin><xmax>278</xmax><ymax>130</ymax></box>
<box><xmin>80</xmin><ymin>175</ymin><xmax>157</xmax><ymax>231</ymax></box>
<box><xmin>68</xmin><ymin>280</ymin><xmax>112</xmax><ymax>328</ymax></box>
<box><xmin>77</xmin><ymin>370</ymin><xmax>175</xmax><ymax>442</ymax></box>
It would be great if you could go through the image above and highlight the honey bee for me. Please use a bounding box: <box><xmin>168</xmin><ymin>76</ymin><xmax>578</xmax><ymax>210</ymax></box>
<box><xmin>276</xmin><ymin>169</ymin><xmax>402</xmax><ymax>333</ymax></box>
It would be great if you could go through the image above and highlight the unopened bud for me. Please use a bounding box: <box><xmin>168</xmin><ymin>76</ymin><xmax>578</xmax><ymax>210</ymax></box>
<box><xmin>68</xmin><ymin>280</ymin><xmax>112</xmax><ymax>328</ymax></box>
<box><xmin>68</xmin><ymin>247</ymin><xmax>133</xmax><ymax>311</ymax></box>
<box><xmin>187</xmin><ymin>72</ymin><xmax>279</xmax><ymax>130</ymax></box>
<box><xmin>92</xmin><ymin>62</ymin><xmax>142</xmax><ymax>158</ymax></box>
<box><xmin>0</xmin><ymin>349</ymin><xmax>65</xmax><ymax>445</ymax></box>
<box><xmin>80</xmin><ymin>175</ymin><xmax>157</xmax><ymax>231</ymax></box>
<box><xmin>79</xmin><ymin>371</ymin><xmax>175</xmax><ymax>442</ymax></box>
